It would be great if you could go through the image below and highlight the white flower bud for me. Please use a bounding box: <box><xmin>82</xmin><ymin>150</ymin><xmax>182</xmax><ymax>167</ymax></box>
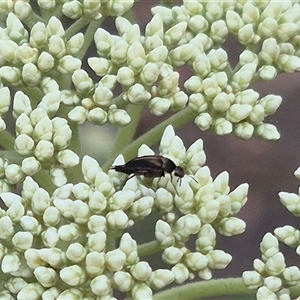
<box><xmin>33</xmin><ymin>117</ymin><xmax>53</xmax><ymax>141</ymax></box>
<box><xmin>185</xmin><ymin>252</ymin><xmax>208</xmax><ymax>271</ymax></box>
<box><xmin>277</xmin><ymin>22</ymin><xmax>298</xmax><ymax>42</ymax></box>
<box><xmin>41</xmin><ymin>287</ymin><xmax>60</xmax><ymax>299</ymax></box>
<box><xmin>108</xmin><ymin>105</ymin><xmax>131</xmax><ymax>126</ymax></box>
<box><xmin>47</xmin><ymin>17</ymin><xmax>65</xmax><ymax>37</ymax></box>
<box><xmin>173</xmin><ymin>214</ymin><xmax>201</xmax><ymax>241</ymax></box>
<box><xmin>6</xmin><ymin>201</ymin><xmax>24</xmax><ymax>222</ymax></box>
<box><xmin>58</xmin><ymin>223</ymin><xmax>80</xmax><ymax>241</ymax></box>
<box><xmin>34</xmin><ymin>266</ymin><xmax>57</xmax><ymax>287</ymax></box>
<box><xmin>127</xmin><ymin>41</ymin><xmax>146</xmax><ymax>72</ymax></box>
<box><xmin>5</xmin><ymin>277</ymin><xmax>27</xmax><ymax>294</ymax></box>
<box><xmin>149</xmin><ymin>97</ymin><xmax>170</xmax><ymax>116</ymax></box>
<box><xmin>36</xmin><ymin>52</ymin><xmax>55</xmax><ymax>72</ymax></box>
<box><xmin>196</xmin><ymin>224</ymin><xmax>216</xmax><ymax>252</ymax></box>
<box><xmin>56</xmin><ymin>289</ymin><xmax>83</xmax><ymax>300</ymax></box>
<box><xmin>68</xmin><ymin>106</ymin><xmax>87</xmax><ymax>124</ymax></box>
<box><xmin>66</xmin><ymin>242</ymin><xmax>87</xmax><ymax>263</ymax></box>
<box><xmin>214</xmin><ymin>117</ymin><xmax>233</xmax><ymax>135</ymax></box>
<box><xmin>259</xmin><ymin>65</ymin><xmax>277</xmax><ymax>81</ymax></box>
<box><xmin>87</xmin><ymin>107</ymin><xmax>108</xmax><ymax>125</ymax></box>
<box><xmin>188</xmin><ymin>15</ymin><xmax>208</xmax><ymax>33</ymax></box>
<box><xmin>106</xmin><ymin>210</ymin><xmax>129</xmax><ymax>229</ymax></box>
<box><xmin>2</xmin><ymin>252</ymin><xmax>20</xmax><ymax>273</ymax></box>
<box><xmin>110</xmin><ymin>39</ymin><xmax>128</xmax><ymax>65</ymax></box>
<box><xmin>278</xmin><ymin>192</ymin><xmax>300</xmax><ymax>216</ymax></box>
<box><xmin>274</xmin><ymin>225</ymin><xmax>300</xmax><ymax>247</ymax></box>
<box><xmin>0</xmin><ymin>37</ymin><xmax>20</xmax><ymax>65</ymax></box>
<box><xmin>249</xmin><ymin>104</ymin><xmax>265</xmax><ymax>124</ymax></box>
<box><xmin>108</xmin><ymin>190</ymin><xmax>135</xmax><ymax>211</ymax></box>
<box><xmin>239</xmin><ymin>50</ymin><xmax>259</xmax><ymax>66</ymax></box>
<box><xmin>22</xmin><ymin>62</ymin><xmax>42</xmax><ymax>86</ymax></box>
<box><xmin>259</xmin><ymin>94</ymin><xmax>282</xmax><ymax>116</ymax></box>
<box><xmin>162</xmin><ymin>246</ymin><xmax>184</xmax><ymax>264</ymax></box>
<box><xmin>147</xmin><ymin>45</ymin><xmax>168</xmax><ymax>66</ymax></box>
<box><xmin>226</xmin><ymin>11</ymin><xmax>244</xmax><ymax>34</ymax></box>
<box><xmin>5</xmin><ymin>164</ymin><xmax>23</xmax><ymax>184</ymax></box>
<box><xmin>13</xmin><ymin>91</ymin><xmax>32</xmax><ymax>118</ymax></box>
<box><xmin>17</xmin><ymin>283</ymin><xmax>44</xmax><ymax>300</ymax></box>
<box><xmin>41</xmin><ymin>77</ymin><xmax>59</xmax><ymax>94</ymax></box>
<box><xmin>260</xmin><ymin>233</ymin><xmax>279</xmax><ymax>258</ymax></box>
<box><xmin>50</xmin><ymin>166</ymin><xmax>67</xmax><ymax>187</ymax></box>
<box><xmin>57</xmin><ymin>55</ymin><xmax>81</xmax><ymax>74</ymax></box>
<box><xmin>149</xmin><ymin>269</ymin><xmax>174</xmax><ymax>289</ymax></box>
<box><xmin>242</xmin><ymin>270</ymin><xmax>263</xmax><ymax>289</ymax></box>
<box><xmin>155</xmin><ymin>220</ymin><xmax>174</xmax><ymax>247</ymax></box>
<box><xmin>283</xmin><ymin>266</ymin><xmax>300</xmax><ymax>286</ymax></box>
<box><xmin>116</xmin><ymin>66</ymin><xmax>135</xmax><ymax>86</ymax></box>
<box><xmin>66</xmin><ymin>33</ymin><xmax>84</xmax><ymax>55</ymax></box>
<box><xmin>107</xmin><ymin>0</ymin><xmax>134</xmax><ymax>16</ymax></box>
<box><xmin>171</xmin><ymin>263</ymin><xmax>190</xmax><ymax>284</ymax></box>
<box><xmin>154</xmin><ymin>188</ymin><xmax>174</xmax><ymax>213</ymax></box>
<box><xmin>85</xmin><ymin>251</ymin><xmax>105</xmax><ymax>276</ymax></box>
<box><xmin>157</xmin><ymin>72</ymin><xmax>179</xmax><ymax>97</ymax></box>
<box><xmin>140</xmin><ymin>62</ymin><xmax>160</xmax><ymax>85</ymax></box>
<box><xmin>210</xmin><ymin>20</ymin><xmax>228</xmax><ymax>44</ymax></box>
<box><xmin>61</xmin><ymin>90</ymin><xmax>80</xmax><ymax>106</ymax></box>
<box><xmin>231</xmin><ymin>63</ymin><xmax>257</xmax><ymax>91</ymax></box>
<box><xmin>37</xmin><ymin>248</ymin><xmax>65</xmax><ymax>268</ymax></box>
<box><xmin>212</xmin><ymin>92</ymin><xmax>231</xmax><ymax>112</ymax></box>
<box><xmin>278</xmin><ymin>54</ymin><xmax>300</xmax><ymax>73</ymax></box>
<box><xmin>131</xmin><ymin>261</ymin><xmax>152</xmax><ymax>281</ymax></box>
<box><xmin>20</xmin><ymin>216</ymin><xmax>41</xmax><ymax>235</ymax></box>
<box><xmin>125</xmin><ymin>83</ymin><xmax>151</xmax><ymax>104</ymax></box>
<box><xmin>31</xmin><ymin>188</ymin><xmax>50</xmax><ymax>216</ymax></box>
<box><xmin>34</xmin><ymin>140</ymin><xmax>54</xmax><ymax>161</ymax></box>
<box><xmin>7</xmin><ymin>13</ymin><xmax>27</xmax><ymax>43</ymax></box>
<box><xmin>15</xmin><ymin>134</ymin><xmax>34</xmax><ymax>156</ymax></box>
<box><xmin>93</xmin><ymin>86</ymin><xmax>113</xmax><ymax>108</ymax></box>
<box><xmin>170</xmin><ymin>91</ymin><xmax>188</xmax><ymax>110</ymax></box>
<box><xmin>189</xmin><ymin>93</ymin><xmax>207</xmax><ymax>113</ymax></box>
<box><xmin>113</xmin><ymin>271</ymin><xmax>133</xmax><ymax>292</ymax></box>
<box><xmin>43</xmin><ymin>207</ymin><xmax>60</xmax><ymax>227</ymax></box>
<box><xmin>164</xmin><ymin>22</ymin><xmax>187</xmax><ymax>46</ymax></box>
<box><xmin>88</xmin><ymin>215</ymin><xmax>106</xmax><ymax>234</ymax></box>
<box><xmin>30</xmin><ymin>22</ymin><xmax>47</xmax><ymax>48</ymax></box>
<box><xmin>72</xmin><ymin>69</ymin><xmax>94</xmax><ymax>93</ymax></box>
<box><xmin>265</xmin><ymin>252</ymin><xmax>285</xmax><ymax>276</ymax></box>
<box><xmin>207</xmin><ymin>249</ymin><xmax>232</xmax><ymax>269</ymax></box>
<box><xmin>238</xmin><ymin>24</ymin><xmax>257</xmax><ymax>45</ymax></box>
<box><xmin>105</xmin><ymin>249</ymin><xmax>126</xmax><ymax>272</ymax></box>
<box><xmin>228</xmin><ymin>183</ymin><xmax>248</xmax><ymax>214</ymax></box>
<box><xmin>62</xmin><ymin>1</ymin><xmax>83</xmax><ymax>19</ymax></box>
<box><xmin>215</xmin><ymin>217</ymin><xmax>246</xmax><ymax>236</ymax></box>
<box><xmin>258</xmin><ymin>17</ymin><xmax>278</xmax><ymax>38</ymax></box>
<box><xmin>60</xmin><ymin>265</ymin><xmax>85</xmax><ymax>286</ymax></box>
<box><xmin>118</xmin><ymin>233</ymin><xmax>138</xmax><ymax>265</ymax></box>
<box><xmin>87</xmin><ymin>231</ymin><xmax>106</xmax><ymax>252</ymax></box>
<box><xmin>12</xmin><ymin>231</ymin><xmax>32</xmax><ymax>252</ymax></box>
<box><xmin>192</xmin><ymin>54</ymin><xmax>211</xmax><ymax>77</ymax></box>
<box><xmin>14</xmin><ymin>1</ymin><xmax>32</xmax><ymax>21</ymax></box>
<box><xmin>56</xmin><ymin>150</ymin><xmax>79</xmax><ymax>168</ymax></box>
<box><xmin>226</xmin><ymin>104</ymin><xmax>252</xmax><ymax>123</ymax></box>
<box><xmin>202</xmin><ymin>77</ymin><xmax>221</xmax><ymax>99</ymax></box>
<box><xmin>71</xmin><ymin>200</ymin><xmax>90</xmax><ymax>224</ymax></box>
<box><xmin>255</xmin><ymin>123</ymin><xmax>280</xmax><ymax>140</ymax></box>
<box><xmin>90</xmin><ymin>275</ymin><xmax>111</xmax><ymax>296</ymax></box>
<box><xmin>0</xmin><ymin>216</ymin><xmax>14</xmax><ymax>240</ymax></box>
<box><xmin>0</xmin><ymin>66</ymin><xmax>22</xmax><ymax>85</ymax></box>
<box><xmin>207</xmin><ymin>48</ymin><xmax>228</xmax><ymax>70</ymax></box>
<box><xmin>169</xmin><ymin>44</ymin><xmax>194</xmax><ymax>67</ymax></box>
<box><xmin>259</xmin><ymin>38</ymin><xmax>280</xmax><ymax>64</ymax></box>
<box><xmin>128</xmin><ymin>196</ymin><xmax>153</xmax><ymax>219</ymax></box>
<box><xmin>16</xmin><ymin>44</ymin><xmax>38</xmax><ymax>64</ymax></box>
<box><xmin>88</xmin><ymin>57</ymin><xmax>112</xmax><ymax>76</ymax></box>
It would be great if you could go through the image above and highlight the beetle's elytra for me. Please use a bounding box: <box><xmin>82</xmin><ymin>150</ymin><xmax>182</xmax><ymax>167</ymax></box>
<box><xmin>111</xmin><ymin>155</ymin><xmax>184</xmax><ymax>180</ymax></box>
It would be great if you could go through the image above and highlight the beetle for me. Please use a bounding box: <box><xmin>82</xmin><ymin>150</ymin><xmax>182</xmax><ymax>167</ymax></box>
<box><xmin>111</xmin><ymin>155</ymin><xmax>185</xmax><ymax>183</ymax></box>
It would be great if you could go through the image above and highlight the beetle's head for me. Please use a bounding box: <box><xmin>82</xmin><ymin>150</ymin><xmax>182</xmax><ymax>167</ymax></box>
<box><xmin>174</xmin><ymin>166</ymin><xmax>184</xmax><ymax>178</ymax></box>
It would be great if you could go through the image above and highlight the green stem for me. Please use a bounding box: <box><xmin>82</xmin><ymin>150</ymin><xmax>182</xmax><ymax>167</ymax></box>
<box><xmin>103</xmin><ymin>107</ymin><xmax>197</xmax><ymax>170</ymax></box>
<box><xmin>65</xmin><ymin>17</ymin><xmax>90</xmax><ymax>41</ymax></box>
<box><xmin>0</xmin><ymin>131</ymin><xmax>15</xmax><ymax>151</ymax></box>
<box><xmin>137</xmin><ymin>240</ymin><xmax>161</xmax><ymax>257</ymax></box>
<box><xmin>153</xmin><ymin>278</ymin><xmax>254</xmax><ymax>300</ymax></box>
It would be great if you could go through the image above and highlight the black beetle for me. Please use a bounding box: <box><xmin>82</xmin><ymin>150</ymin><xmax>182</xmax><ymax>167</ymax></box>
<box><xmin>111</xmin><ymin>155</ymin><xmax>184</xmax><ymax>182</ymax></box>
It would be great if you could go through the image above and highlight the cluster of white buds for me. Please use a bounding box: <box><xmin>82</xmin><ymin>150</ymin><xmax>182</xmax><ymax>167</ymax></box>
<box><xmin>242</xmin><ymin>233</ymin><xmax>300</xmax><ymax>299</ymax></box>
<box><xmin>0</xmin><ymin>126</ymin><xmax>248</xmax><ymax>298</ymax></box>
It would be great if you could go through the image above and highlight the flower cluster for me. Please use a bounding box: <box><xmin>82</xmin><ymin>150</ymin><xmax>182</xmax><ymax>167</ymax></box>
<box><xmin>0</xmin><ymin>126</ymin><xmax>248</xmax><ymax>299</ymax></box>
<box><xmin>1</xmin><ymin>1</ymin><xmax>297</xmax><ymax>141</ymax></box>
<box><xmin>242</xmin><ymin>233</ymin><xmax>300</xmax><ymax>300</ymax></box>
